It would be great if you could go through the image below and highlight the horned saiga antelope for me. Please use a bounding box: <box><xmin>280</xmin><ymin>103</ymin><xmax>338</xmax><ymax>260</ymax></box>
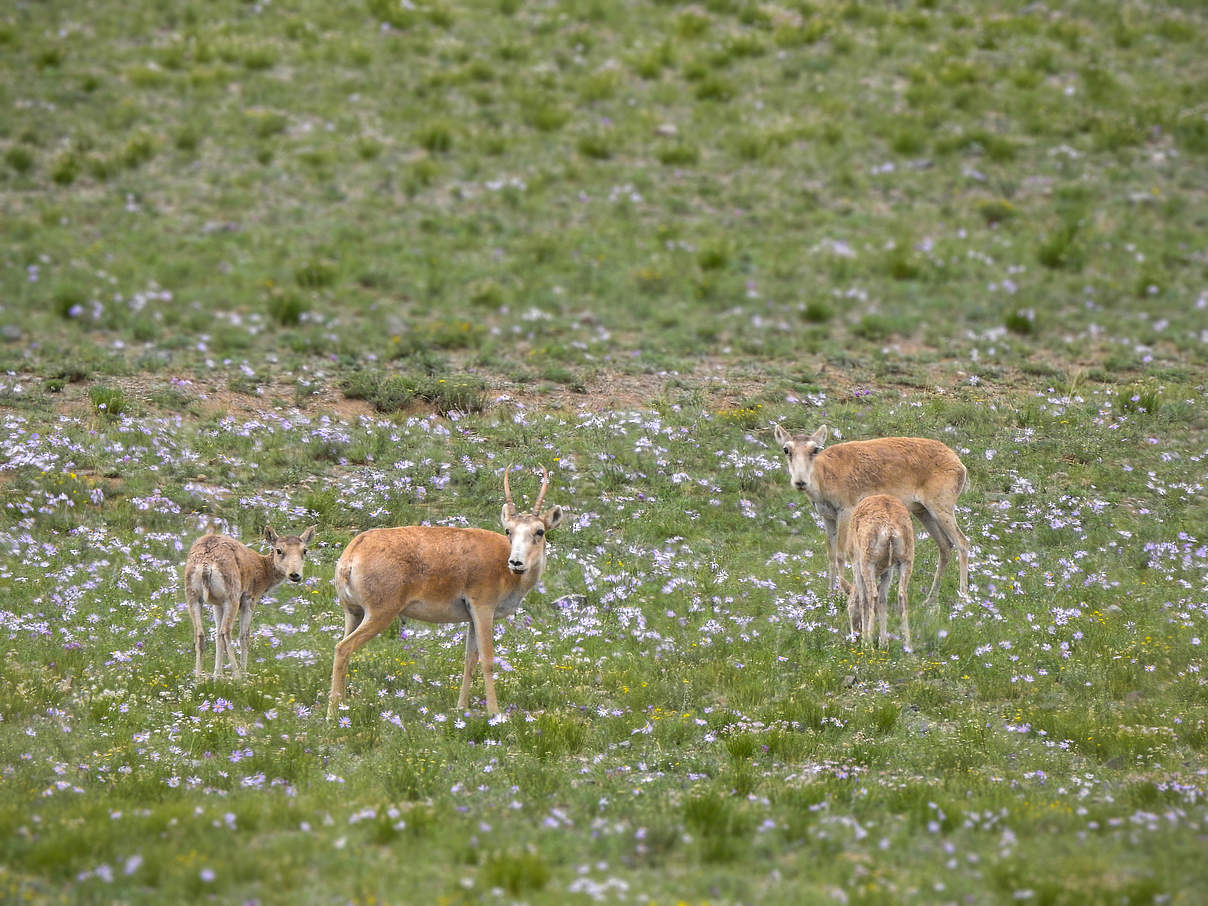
<box><xmin>327</xmin><ymin>466</ymin><xmax>563</xmax><ymax>719</ymax></box>
<box><xmin>773</xmin><ymin>424</ymin><xmax>968</xmax><ymax>603</ymax></box>
<box><xmin>840</xmin><ymin>494</ymin><xmax>915</xmax><ymax>648</ymax></box>
<box><xmin>185</xmin><ymin>525</ymin><xmax>317</xmax><ymax>679</ymax></box>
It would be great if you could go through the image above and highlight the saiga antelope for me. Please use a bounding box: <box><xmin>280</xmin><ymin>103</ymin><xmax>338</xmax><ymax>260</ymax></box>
<box><xmin>840</xmin><ymin>494</ymin><xmax>915</xmax><ymax>648</ymax></box>
<box><xmin>773</xmin><ymin>424</ymin><xmax>968</xmax><ymax>602</ymax></box>
<box><xmin>327</xmin><ymin>466</ymin><xmax>563</xmax><ymax>719</ymax></box>
<box><xmin>185</xmin><ymin>525</ymin><xmax>317</xmax><ymax>679</ymax></box>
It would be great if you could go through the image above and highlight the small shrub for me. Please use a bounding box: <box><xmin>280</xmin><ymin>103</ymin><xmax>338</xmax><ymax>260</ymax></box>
<box><xmin>35</xmin><ymin>47</ymin><xmax>65</xmax><ymax>69</ymax></box>
<box><xmin>247</xmin><ymin>109</ymin><xmax>288</xmax><ymax>138</ymax></box>
<box><xmin>267</xmin><ymin>292</ymin><xmax>306</xmax><ymax>326</ymax></box>
<box><xmin>50</xmin><ymin>153</ymin><xmax>80</xmax><ymax>185</ymax></box>
<box><xmin>85</xmin><ymin>154</ymin><xmax>117</xmax><ymax>181</ymax></box>
<box><xmin>656</xmin><ymin>142</ymin><xmax>699</xmax><ymax>166</ymax></box>
<box><xmin>4</xmin><ymin>146</ymin><xmax>34</xmax><ymax>174</ymax></box>
<box><xmin>803</xmin><ymin>300</ymin><xmax>834</xmax><ymax>323</ymax></box>
<box><xmin>368</xmin><ymin>375</ymin><xmax>417</xmax><ymax>413</ymax></box>
<box><xmin>295</xmin><ymin>259</ymin><xmax>338</xmax><ymax>289</ymax></box>
<box><xmin>1036</xmin><ymin>220</ymin><xmax>1082</xmax><ymax>271</ymax></box>
<box><xmin>577</xmin><ymin>131</ymin><xmax>613</xmax><ymax>160</ymax></box>
<box><xmin>884</xmin><ymin>244</ymin><xmax>922</xmax><ymax>281</ymax></box>
<box><xmin>676</xmin><ymin>10</ymin><xmax>710</xmax><ymax>38</ymax></box>
<box><xmin>695</xmin><ymin>76</ymin><xmax>735</xmax><ymax>102</ymax></box>
<box><xmin>978</xmin><ymin>199</ymin><xmax>1016</xmax><ymax>225</ymax></box>
<box><xmin>890</xmin><ymin>126</ymin><xmax>927</xmax><ymax>155</ymax></box>
<box><xmin>341</xmin><ymin>370</ymin><xmax>383</xmax><ymax>404</ymax></box>
<box><xmin>121</xmin><ymin>133</ymin><xmax>157</xmax><ymax>169</ymax></box>
<box><xmin>241</xmin><ymin>45</ymin><xmax>277</xmax><ymax>71</ymax></box>
<box><xmin>356</xmin><ymin>137</ymin><xmax>382</xmax><ymax>160</ymax></box>
<box><xmin>88</xmin><ymin>386</ymin><xmax>131</xmax><ymax>420</ymax></box>
<box><xmin>417</xmin><ymin>121</ymin><xmax>454</xmax><ymax>153</ymax></box>
<box><xmin>419</xmin><ymin>376</ymin><xmax>488</xmax><ymax>416</ymax></box>
<box><xmin>522</xmin><ymin>100</ymin><xmax>569</xmax><ymax>133</ymax></box>
<box><xmin>579</xmin><ymin>70</ymin><xmax>618</xmax><ymax>102</ymax></box>
<box><xmin>174</xmin><ymin>127</ymin><xmax>201</xmax><ymax>152</ymax></box>
<box><xmin>697</xmin><ymin>242</ymin><xmax>731</xmax><ymax>271</ymax></box>
<box><xmin>1004</xmin><ymin>308</ymin><xmax>1036</xmax><ymax>335</ymax></box>
<box><xmin>341</xmin><ymin>371</ymin><xmax>486</xmax><ymax>416</ymax></box>
<box><xmin>1118</xmin><ymin>384</ymin><xmax>1162</xmax><ymax>416</ymax></box>
<box><xmin>52</xmin><ymin>284</ymin><xmax>88</xmax><ymax>320</ymax></box>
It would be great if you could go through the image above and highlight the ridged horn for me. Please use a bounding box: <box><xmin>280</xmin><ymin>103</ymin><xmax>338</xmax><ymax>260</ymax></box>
<box><xmin>503</xmin><ymin>464</ymin><xmax>518</xmax><ymax>519</ymax></box>
<box><xmin>531</xmin><ymin>465</ymin><xmax>550</xmax><ymax>514</ymax></box>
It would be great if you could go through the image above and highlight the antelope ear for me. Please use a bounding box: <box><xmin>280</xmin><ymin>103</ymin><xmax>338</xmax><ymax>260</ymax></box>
<box><xmin>264</xmin><ymin>526</ymin><xmax>279</xmax><ymax>545</ymax></box>
<box><xmin>500</xmin><ymin>503</ymin><xmax>512</xmax><ymax>529</ymax></box>
<box><xmin>809</xmin><ymin>425</ymin><xmax>828</xmax><ymax>448</ymax></box>
<box><xmin>541</xmin><ymin>505</ymin><xmax>564</xmax><ymax>531</ymax></box>
<box><xmin>300</xmin><ymin>525</ymin><xmax>317</xmax><ymax>545</ymax></box>
<box><xmin>773</xmin><ymin>424</ymin><xmax>792</xmax><ymax>447</ymax></box>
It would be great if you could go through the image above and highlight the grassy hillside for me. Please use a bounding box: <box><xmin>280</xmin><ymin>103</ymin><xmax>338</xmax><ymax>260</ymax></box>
<box><xmin>2</xmin><ymin>1</ymin><xmax>1207</xmax><ymax>903</ymax></box>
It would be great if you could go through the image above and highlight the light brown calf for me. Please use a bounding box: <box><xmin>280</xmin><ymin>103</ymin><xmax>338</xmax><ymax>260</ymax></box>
<box><xmin>840</xmin><ymin>495</ymin><xmax>915</xmax><ymax>648</ymax></box>
<box><xmin>184</xmin><ymin>525</ymin><xmax>316</xmax><ymax>679</ymax></box>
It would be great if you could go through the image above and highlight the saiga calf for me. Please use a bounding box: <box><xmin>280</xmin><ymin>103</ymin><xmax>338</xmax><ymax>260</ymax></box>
<box><xmin>184</xmin><ymin>525</ymin><xmax>316</xmax><ymax>679</ymax></box>
<box><xmin>840</xmin><ymin>494</ymin><xmax>915</xmax><ymax>648</ymax></box>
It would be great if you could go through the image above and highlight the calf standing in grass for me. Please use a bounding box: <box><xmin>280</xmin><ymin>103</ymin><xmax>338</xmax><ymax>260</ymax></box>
<box><xmin>841</xmin><ymin>494</ymin><xmax>915</xmax><ymax>648</ymax></box>
<box><xmin>185</xmin><ymin>525</ymin><xmax>316</xmax><ymax>679</ymax></box>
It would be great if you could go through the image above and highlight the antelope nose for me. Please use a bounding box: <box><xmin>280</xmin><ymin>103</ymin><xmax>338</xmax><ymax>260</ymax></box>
<box><xmin>793</xmin><ymin>480</ymin><xmax>808</xmax><ymax>490</ymax></box>
<box><xmin>509</xmin><ymin>559</ymin><xmax>525</xmax><ymax>571</ymax></box>
<box><xmin>289</xmin><ymin>572</ymin><xmax>302</xmax><ymax>583</ymax></box>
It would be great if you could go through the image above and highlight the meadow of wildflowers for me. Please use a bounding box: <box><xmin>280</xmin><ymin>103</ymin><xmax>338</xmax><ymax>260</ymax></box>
<box><xmin>3</xmin><ymin>0</ymin><xmax>1207</xmax><ymax>903</ymax></box>
<box><xmin>2</xmin><ymin>384</ymin><xmax>1206</xmax><ymax>903</ymax></box>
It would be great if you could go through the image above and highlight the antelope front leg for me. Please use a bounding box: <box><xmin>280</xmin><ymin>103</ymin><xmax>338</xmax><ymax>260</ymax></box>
<box><xmin>468</xmin><ymin>604</ymin><xmax>500</xmax><ymax>716</ymax></box>
<box><xmin>824</xmin><ymin>515</ymin><xmax>843</xmax><ymax>594</ymax></box>
<box><xmin>457</xmin><ymin>622</ymin><xmax>480</xmax><ymax>711</ymax></box>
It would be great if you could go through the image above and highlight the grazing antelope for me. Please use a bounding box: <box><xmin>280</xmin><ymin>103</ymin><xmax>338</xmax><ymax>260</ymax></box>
<box><xmin>772</xmin><ymin>424</ymin><xmax>968</xmax><ymax>603</ymax></box>
<box><xmin>327</xmin><ymin>466</ymin><xmax>563</xmax><ymax>719</ymax></box>
<box><xmin>184</xmin><ymin>525</ymin><xmax>317</xmax><ymax>679</ymax></box>
<box><xmin>840</xmin><ymin>495</ymin><xmax>915</xmax><ymax>648</ymax></box>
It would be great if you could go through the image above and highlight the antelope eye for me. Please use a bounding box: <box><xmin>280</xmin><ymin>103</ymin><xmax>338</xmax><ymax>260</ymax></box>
<box><xmin>505</xmin><ymin>529</ymin><xmax>511</xmax><ymax>537</ymax></box>
<box><xmin>535</xmin><ymin>529</ymin><xmax>545</xmax><ymax>537</ymax></box>
<box><xmin>276</xmin><ymin>549</ymin><xmax>284</xmax><ymax>556</ymax></box>
<box><xmin>783</xmin><ymin>447</ymin><xmax>791</xmax><ymax>455</ymax></box>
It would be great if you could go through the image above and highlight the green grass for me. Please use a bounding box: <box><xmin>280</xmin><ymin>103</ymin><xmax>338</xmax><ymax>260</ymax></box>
<box><xmin>2</xmin><ymin>0</ymin><xmax>1207</xmax><ymax>903</ymax></box>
